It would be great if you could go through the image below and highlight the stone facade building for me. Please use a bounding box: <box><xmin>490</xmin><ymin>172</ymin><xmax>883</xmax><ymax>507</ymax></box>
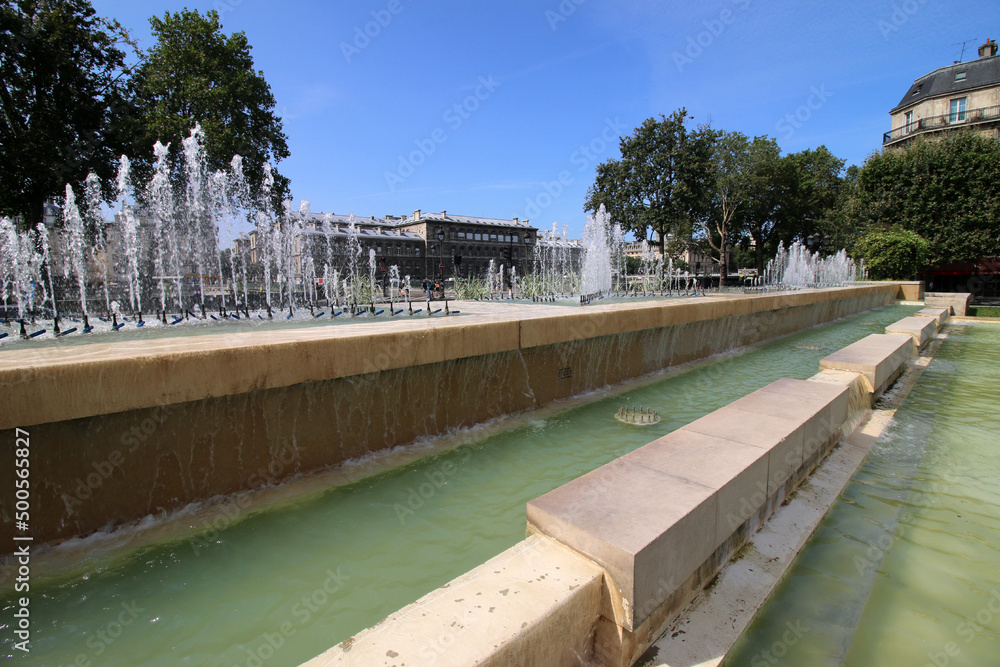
<box><xmin>236</xmin><ymin>209</ymin><xmax>582</xmax><ymax>282</ymax></box>
<box><xmin>883</xmin><ymin>38</ymin><xmax>1000</xmax><ymax>148</ymax></box>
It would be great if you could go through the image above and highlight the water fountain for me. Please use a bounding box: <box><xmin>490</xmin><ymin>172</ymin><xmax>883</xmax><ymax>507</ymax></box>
<box><xmin>0</xmin><ymin>300</ymin><xmax>915</xmax><ymax>666</ymax></box>
<box><xmin>765</xmin><ymin>240</ymin><xmax>864</xmax><ymax>289</ymax></box>
<box><xmin>580</xmin><ymin>204</ymin><xmax>613</xmax><ymax>298</ymax></box>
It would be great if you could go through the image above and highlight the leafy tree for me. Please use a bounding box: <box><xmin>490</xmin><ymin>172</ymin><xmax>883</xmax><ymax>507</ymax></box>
<box><xmin>126</xmin><ymin>8</ymin><xmax>290</xmax><ymax>208</ymax></box>
<box><xmin>825</xmin><ymin>164</ymin><xmax>866</xmax><ymax>250</ymax></box>
<box><xmin>854</xmin><ymin>132</ymin><xmax>1000</xmax><ymax>267</ymax></box>
<box><xmin>701</xmin><ymin>129</ymin><xmax>756</xmax><ymax>284</ymax></box>
<box><xmin>732</xmin><ymin>136</ymin><xmax>784</xmax><ymax>273</ymax></box>
<box><xmin>586</xmin><ymin>109</ymin><xmax>714</xmax><ymax>260</ymax></box>
<box><xmin>854</xmin><ymin>226</ymin><xmax>929</xmax><ymax>280</ymax></box>
<box><xmin>731</xmin><ymin>142</ymin><xmax>847</xmax><ymax>273</ymax></box>
<box><xmin>0</xmin><ymin>0</ymin><xmax>134</xmax><ymax>228</ymax></box>
<box><xmin>775</xmin><ymin>146</ymin><xmax>846</xmax><ymax>248</ymax></box>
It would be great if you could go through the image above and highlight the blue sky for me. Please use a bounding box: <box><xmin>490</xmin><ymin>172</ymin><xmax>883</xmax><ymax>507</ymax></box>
<box><xmin>91</xmin><ymin>0</ymin><xmax>1000</xmax><ymax>240</ymax></box>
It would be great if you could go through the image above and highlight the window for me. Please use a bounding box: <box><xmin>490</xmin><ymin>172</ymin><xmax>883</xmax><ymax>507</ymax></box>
<box><xmin>904</xmin><ymin>111</ymin><xmax>914</xmax><ymax>134</ymax></box>
<box><xmin>955</xmin><ymin>72</ymin><xmax>967</xmax><ymax>82</ymax></box>
<box><xmin>950</xmin><ymin>97</ymin><xmax>967</xmax><ymax>123</ymax></box>
<box><xmin>474</xmin><ymin>233</ymin><xmax>482</xmax><ymax>241</ymax></box>
<box><xmin>512</xmin><ymin>234</ymin><xmax>519</xmax><ymax>243</ymax></box>
<box><xmin>490</xmin><ymin>233</ymin><xmax>498</xmax><ymax>242</ymax></box>
<box><xmin>457</xmin><ymin>231</ymin><xmax>465</xmax><ymax>240</ymax></box>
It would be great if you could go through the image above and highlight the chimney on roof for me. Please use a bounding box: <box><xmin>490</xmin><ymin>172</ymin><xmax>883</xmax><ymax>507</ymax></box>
<box><xmin>440</xmin><ymin>210</ymin><xmax>447</xmax><ymax>217</ymax></box>
<box><xmin>512</xmin><ymin>217</ymin><xmax>519</xmax><ymax>224</ymax></box>
<box><xmin>413</xmin><ymin>209</ymin><xmax>421</xmax><ymax>221</ymax></box>
<box><xmin>980</xmin><ymin>38</ymin><xmax>998</xmax><ymax>59</ymax></box>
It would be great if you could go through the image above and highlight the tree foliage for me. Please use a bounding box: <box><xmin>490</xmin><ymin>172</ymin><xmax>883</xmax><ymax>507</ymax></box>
<box><xmin>125</xmin><ymin>8</ymin><xmax>290</xmax><ymax>207</ymax></box>
<box><xmin>854</xmin><ymin>132</ymin><xmax>1000</xmax><ymax>267</ymax></box>
<box><xmin>776</xmin><ymin>146</ymin><xmax>846</xmax><ymax>245</ymax></box>
<box><xmin>585</xmin><ymin>109</ymin><xmax>714</xmax><ymax>259</ymax></box>
<box><xmin>731</xmin><ymin>136</ymin><xmax>785</xmax><ymax>273</ymax></box>
<box><xmin>0</xmin><ymin>0</ymin><xmax>134</xmax><ymax>227</ymax></box>
<box><xmin>854</xmin><ymin>226</ymin><xmax>929</xmax><ymax>280</ymax></box>
<box><xmin>701</xmin><ymin>129</ymin><xmax>749</xmax><ymax>282</ymax></box>
<box><xmin>585</xmin><ymin>114</ymin><xmax>851</xmax><ymax>275</ymax></box>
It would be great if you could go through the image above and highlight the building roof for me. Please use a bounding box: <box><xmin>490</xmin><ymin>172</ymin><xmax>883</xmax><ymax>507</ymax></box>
<box><xmin>287</xmin><ymin>209</ymin><xmax>538</xmax><ymax>232</ymax></box>
<box><xmin>404</xmin><ymin>211</ymin><xmax>535</xmax><ymax>229</ymax></box>
<box><xmin>288</xmin><ymin>211</ymin><xmax>395</xmax><ymax>228</ymax></box>
<box><xmin>892</xmin><ymin>52</ymin><xmax>1000</xmax><ymax>113</ymax></box>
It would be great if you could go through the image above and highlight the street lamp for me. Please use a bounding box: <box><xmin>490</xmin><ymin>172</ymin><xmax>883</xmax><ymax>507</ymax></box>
<box><xmin>805</xmin><ymin>218</ymin><xmax>838</xmax><ymax>250</ymax></box>
<box><xmin>806</xmin><ymin>233</ymin><xmax>832</xmax><ymax>254</ymax></box>
<box><xmin>436</xmin><ymin>228</ymin><xmax>445</xmax><ymax>279</ymax></box>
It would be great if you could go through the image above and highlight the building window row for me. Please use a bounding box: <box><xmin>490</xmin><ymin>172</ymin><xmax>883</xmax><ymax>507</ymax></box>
<box><xmin>452</xmin><ymin>229</ymin><xmax>521</xmax><ymax>244</ymax></box>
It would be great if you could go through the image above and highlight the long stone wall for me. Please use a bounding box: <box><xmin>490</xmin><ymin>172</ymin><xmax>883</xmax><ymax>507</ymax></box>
<box><xmin>305</xmin><ymin>307</ymin><xmax>939</xmax><ymax>666</ymax></box>
<box><xmin>0</xmin><ymin>285</ymin><xmax>897</xmax><ymax>553</ymax></box>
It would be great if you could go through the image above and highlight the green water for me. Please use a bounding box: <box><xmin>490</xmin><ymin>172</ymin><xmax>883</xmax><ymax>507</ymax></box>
<box><xmin>0</xmin><ymin>305</ymin><xmax>918</xmax><ymax>667</ymax></box>
<box><xmin>723</xmin><ymin>322</ymin><xmax>1000</xmax><ymax>666</ymax></box>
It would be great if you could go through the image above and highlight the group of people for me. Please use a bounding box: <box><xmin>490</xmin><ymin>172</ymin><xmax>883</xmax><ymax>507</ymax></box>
<box><xmin>421</xmin><ymin>279</ymin><xmax>444</xmax><ymax>298</ymax></box>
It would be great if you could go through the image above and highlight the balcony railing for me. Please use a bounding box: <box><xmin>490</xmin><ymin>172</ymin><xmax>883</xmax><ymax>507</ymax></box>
<box><xmin>883</xmin><ymin>104</ymin><xmax>1000</xmax><ymax>144</ymax></box>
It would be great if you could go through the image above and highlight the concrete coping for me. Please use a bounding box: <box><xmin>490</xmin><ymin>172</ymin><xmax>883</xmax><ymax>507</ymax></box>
<box><xmin>819</xmin><ymin>333</ymin><xmax>913</xmax><ymax>398</ymax></box>
<box><xmin>914</xmin><ymin>306</ymin><xmax>951</xmax><ymax>326</ymax></box>
<box><xmin>0</xmin><ymin>283</ymin><xmax>898</xmax><ymax>430</ymax></box>
<box><xmin>925</xmin><ymin>292</ymin><xmax>972</xmax><ymax>316</ymax></box>
<box><xmin>300</xmin><ymin>534</ymin><xmax>604</xmax><ymax>666</ymax></box>
<box><xmin>886</xmin><ymin>316</ymin><xmax>938</xmax><ymax>350</ymax></box>
<box><xmin>526</xmin><ymin>378</ymin><xmax>848</xmax><ymax>633</ymax></box>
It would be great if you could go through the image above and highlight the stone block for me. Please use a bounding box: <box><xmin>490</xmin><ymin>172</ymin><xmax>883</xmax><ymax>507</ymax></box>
<box><xmin>738</xmin><ymin>378</ymin><xmax>848</xmax><ymax>460</ymax></box>
<box><xmin>925</xmin><ymin>291</ymin><xmax>971</xmax><ymax>317</ymax></box>
<box><xmin>679</xmin><ymin>406</ymin><xmax>805</xmax><ymax>496</ymax></box>
<box><xmin>914</xmin><ymin>306</ymin><xmax>950</xmax><ymax>327</ymax></box>
<box><xmin>302</xmin><ymin>535</ymin><xmax>604</xmax><ymax>666</ymax></box>
<box><xmin>620</xmin><ymin>431</ymin><xmax>769</xmax><ymax>548</ymax></box>
<box><xmin>527</xmin><ymin>457</ymin><xmax>718</xmax><ymax>631</ymax></box>
<box><xmin>819</xmin><ymin>334</ymin><xmax>912</xmax><ymax>397</ymax></box>
<box><xmin>895</xmin><ymin>281</ymin><xmax>924</xmax><ymax>301</ymax></box>
<box><xmin>885</xmin><ymin>316</ymin><xmax>937</xmax><ymax>351</ymax></box>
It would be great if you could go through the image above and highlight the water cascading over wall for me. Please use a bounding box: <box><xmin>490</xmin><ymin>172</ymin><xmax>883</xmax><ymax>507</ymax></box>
<box><xmin>0</xmin><ymin>285</ymin><xmax>900</xmax><ymax>555</ymax></box>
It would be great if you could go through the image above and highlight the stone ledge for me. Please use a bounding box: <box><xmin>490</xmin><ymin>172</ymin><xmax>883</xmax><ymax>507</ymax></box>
<box><xmin>526</xmin><ymin>378</ymin><xmax>847</xmax><ymax>635</ymax></box>
<box><xmin>914</xmin><ymin>306</ymin><xmax>951</xmax><ymax>326</ymax></box>
<box><xmin>0</xmin><ymin>284</ymin><xmax>898</xmax><ymax>430</ymax></box>
<box><xmin>925</xmin><ymin>291</ymin><xmax>971</xmax><ymax>317</ymax></box>
<box><xmin>819</xmin><ymin>334</ymin><xmax>913</xmax><ymax>400</ymax></box>
<box><xmin>301</xmin><ymin>534</ymin><xmax>604</xmax><ymax>667</ymax></box>
<box><xmin>886</xmin><ymin>315</ymin><xmax>937</xmax><ymax>351</ymax></box>
<box><xmin>894</xmin><ymin>281</ymin><xmax>924</xmax><ymax>301</ymax></box>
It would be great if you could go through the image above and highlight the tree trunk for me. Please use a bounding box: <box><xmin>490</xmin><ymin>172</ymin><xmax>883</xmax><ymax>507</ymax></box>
<box><xmin>719</xmin><ymin>231</ymin><xmax>728</xmax><ymax>286</ymax></box>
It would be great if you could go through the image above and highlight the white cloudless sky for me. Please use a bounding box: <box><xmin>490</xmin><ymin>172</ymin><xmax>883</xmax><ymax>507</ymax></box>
<box><xmin>91</xmin><ymin>0</ymin><xmax>1000</xmax><ymax>241</ymax></box>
